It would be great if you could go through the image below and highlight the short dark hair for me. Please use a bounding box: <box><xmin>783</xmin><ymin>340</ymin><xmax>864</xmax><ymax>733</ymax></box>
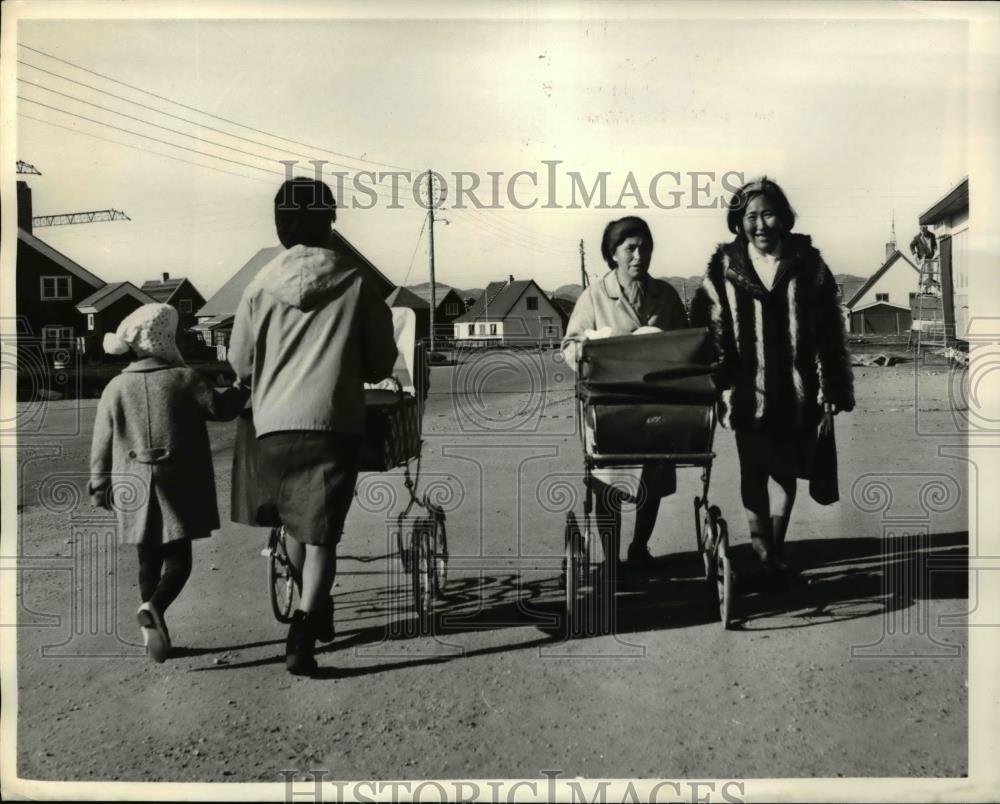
<box><xmin>274</xmin><ymin>178</ymin><xmax>337</xmax><ymax>248</ymax></box>
<box><xmin>600</xmin><ymin>216</ymin><xmax>654</xmax><ymax>269</ymax></box>
<box><xmin>725</xmin><ymin>176</ymin><xmax>796</xmax><ymax>237</ymax></box>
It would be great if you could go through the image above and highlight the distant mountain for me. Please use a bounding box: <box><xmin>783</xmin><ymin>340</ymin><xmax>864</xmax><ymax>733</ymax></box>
<box><xmin>551</xmin><ymin>284</ymin><xmax>582</xmax><ymax>301</ymax></box>
<box><xmin>408</xmin><ymin>281</ymin><xmax>454</xmax><ymax>296</ymax></box>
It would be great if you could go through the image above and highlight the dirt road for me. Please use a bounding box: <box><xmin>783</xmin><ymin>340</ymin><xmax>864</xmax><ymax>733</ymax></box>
<box><xmin>13</xmin><ymin>353</ymin><xmax>969</xmax><ymax>782</ymax></box>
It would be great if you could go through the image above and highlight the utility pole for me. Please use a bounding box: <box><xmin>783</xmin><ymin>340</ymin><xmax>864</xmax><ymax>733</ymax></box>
<box><xmin>579</xmin><ymin>239</ymin><xmax>587</xmax><ymax>288</ymax></box>
<box><xmin>426</xmin><ymin>169</ymin><xmax>437</xmax><ymax>353</ymax></box>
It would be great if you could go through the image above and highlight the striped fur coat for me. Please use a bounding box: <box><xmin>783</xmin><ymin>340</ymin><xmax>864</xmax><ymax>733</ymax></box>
<box><xmin>689</xmin><ymin>234</ymin><xmax>854</xmax><ymax>434</ymax></box>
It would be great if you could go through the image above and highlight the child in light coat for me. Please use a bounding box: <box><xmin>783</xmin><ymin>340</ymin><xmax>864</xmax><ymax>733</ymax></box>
<box><xmin>89</xmin><ymin>303</ymin><xmax>248</xmax><ymax>662</ymax></box>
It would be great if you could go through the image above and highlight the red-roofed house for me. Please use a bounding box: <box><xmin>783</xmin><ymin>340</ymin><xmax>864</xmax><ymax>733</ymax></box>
<box><xmin>452</xmin><ymin>276</ymin><xmax>564</xmax><ymax>346</ymax></box>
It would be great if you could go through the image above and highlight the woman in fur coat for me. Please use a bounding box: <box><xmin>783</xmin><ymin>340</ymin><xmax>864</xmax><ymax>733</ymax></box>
<box><xmin>689</xmin><ymin>177</ymin><xmax>854</xmax><ymax>573</ymax></box>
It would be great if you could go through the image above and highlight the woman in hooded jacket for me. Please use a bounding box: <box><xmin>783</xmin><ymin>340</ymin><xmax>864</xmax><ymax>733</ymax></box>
<box><xmin>689</xmin><ymin>177</ymin><xmax>854</xmax><ymax>575</ymax></box>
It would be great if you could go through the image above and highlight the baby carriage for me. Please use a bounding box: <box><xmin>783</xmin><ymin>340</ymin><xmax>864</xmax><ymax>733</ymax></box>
<box><xmin>231</xmin><ymin>307</ymin><xmax>448</xmax><ymax>632</ymax></box>
<box><xmin>563</xmin><ymin>326</ymin><xmax>736</xmax><ymax>631</ymax></box>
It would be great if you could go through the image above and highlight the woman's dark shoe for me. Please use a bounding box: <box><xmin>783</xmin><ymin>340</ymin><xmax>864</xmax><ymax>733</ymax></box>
<box><xmin>626</xmin><ymin>542</ymin><xmax>656</xmax><ymax>568</ymax></box>
<box><xmin>311</xmin><ymin>596</ymin><xmax>336</xmax><ymax>644</ymax></box>
<box><xmin>286</xmin><ymin>610</ymin><xmax>318</xmax><ymax>676</ymax></box>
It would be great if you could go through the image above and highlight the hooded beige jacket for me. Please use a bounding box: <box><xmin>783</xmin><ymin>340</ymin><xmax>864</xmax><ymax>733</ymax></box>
<box><xmin>228</xmin><ymin>245</ymin><xmax>397</xmax><ymax>437</ymax></box>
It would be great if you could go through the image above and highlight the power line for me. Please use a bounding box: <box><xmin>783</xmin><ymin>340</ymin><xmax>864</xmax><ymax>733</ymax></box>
<box><xmin>18</xmin><ymin>97</ymin><xmax>414</xmax><ymax>207</ymax></box>
<box><xmin>17</xmin><ymin>59</ymin><xmax>408</xmax><ymax>182</ymax></box>
<box><xmin>451</xmin><ymin>203</ymin><xmax>573</xmax><ymax>249</ymax></box>
<box><xmin>18</xmin><ymin>42</ymin><xmax>419</xmax><ymax>174</ymax></box>
<box><xmin>400</xmin><ymin>216</ymin><xmax>428</xmax><ymax>288</ymax></box>
<box><xmin>17</xmin><ymin>112</ymin><xmax>275</xmax><ymax>185</ymax></box>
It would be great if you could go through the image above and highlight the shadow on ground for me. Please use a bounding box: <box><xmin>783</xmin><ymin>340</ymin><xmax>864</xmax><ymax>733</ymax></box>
<box><xmin>192</xmin><ymin>530</ymin><xmax>967</xmax><ymax>676</ymax></box>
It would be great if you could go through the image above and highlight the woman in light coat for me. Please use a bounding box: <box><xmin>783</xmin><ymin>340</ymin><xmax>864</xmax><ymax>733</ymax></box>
<box><xmin>562</xmin><ymin>216</ymin><xmax>688</xmax><ymax>570</ymax></box>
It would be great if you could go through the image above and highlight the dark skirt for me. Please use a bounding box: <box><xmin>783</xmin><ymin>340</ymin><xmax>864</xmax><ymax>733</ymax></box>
<box><xmin>735</xmin><ymin>426</ymin><xmax>817</xmax><ymax>481</ymax></box>
<box><xmin>255</xmin><ymin>431</ymin><xmax>362</xmax><ymax>547</ymax></box>
<box><xmin>231</xmin><ymin>412</ymin><xmax>280</xmax><ymax>528</ymax></box>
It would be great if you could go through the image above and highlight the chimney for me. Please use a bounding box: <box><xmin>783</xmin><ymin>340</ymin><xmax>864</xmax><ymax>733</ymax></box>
<box><xmin>508</xmin><ymin>274</ymin><xmax>514</xmax><ymax>285</ymax></box>
<box><xmin>162</xmin><ymin>272</ymin><xmax>170</xmax><ymax>282</ymax></box>
<box><xmin>17</xmin><ymin>181</ymin><xmax>32</xmax><ymax>234</ymax></box>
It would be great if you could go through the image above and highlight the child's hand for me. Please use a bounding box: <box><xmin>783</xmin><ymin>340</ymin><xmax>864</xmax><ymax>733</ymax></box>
<box><xmin>90</xmin><ymin>489</ymin><xmax>113</xmax><ymax>511</ymax></box>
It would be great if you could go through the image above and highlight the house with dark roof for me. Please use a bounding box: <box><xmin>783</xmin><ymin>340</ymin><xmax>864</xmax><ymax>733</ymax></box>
<box><xmin>141</xmin><ymin>272</ymin><xmax>206</xmax><ymax>330</ymax></box>
<box><xmin>408</xmin><ymin>285</ymin><xmax>466</xmax><ymax>342</ymax></box>
<box><xmin>195</xmin><ymin>232</ymin><xmax>395</xmax><ymax>358</ymax></box>
<box><xmin>385</xmin><ymin>286</ymin><xmax>430</xmax><ymax>341</ymax></box>
<box><xmin>16</xmin><ymin>223</ymin><xmax>107</xmax><ymax>356</ymax></box>
<box><xmin>845</xmin><ymin>247</ymin><xmax>920</xmax><ymax>335</ymax></box>
<box><xmin>452</xmin><ymin>275</ymin><xmax>564</xmax><ymax>346</ymax></box>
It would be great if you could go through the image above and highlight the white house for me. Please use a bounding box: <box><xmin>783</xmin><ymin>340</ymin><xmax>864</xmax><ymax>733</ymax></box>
<box><xmin>846</xmin><ymin>249</ymin><xmax>920</xmax><ymax>335</ymax></box>
<box><xmin>452</xmin><ymin>276</ymin><xmax>564</xmax><ymax>346</ymax></box>
<box><xmin>918</xmin><ymin>178</ymin><xmax>968</xmax><ymax>340</ymax></box>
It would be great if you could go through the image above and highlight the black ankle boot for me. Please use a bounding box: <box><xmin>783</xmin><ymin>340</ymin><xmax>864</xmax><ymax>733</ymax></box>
<box><xmin>286</xmin><ymin>610</ymin><xmax>317</xmax><ymax>676</ymax></box>
<box><xmin>311</xmin><ymin>596</ymin><xmax>336</xmax><ymax>644</ymax></box>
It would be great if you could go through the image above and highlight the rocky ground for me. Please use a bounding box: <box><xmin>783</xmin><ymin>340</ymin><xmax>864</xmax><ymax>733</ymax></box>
<box><xmin>11</xmin><ymin>352</ymin><xmax>970</xmax><ymax>786</ymax></box>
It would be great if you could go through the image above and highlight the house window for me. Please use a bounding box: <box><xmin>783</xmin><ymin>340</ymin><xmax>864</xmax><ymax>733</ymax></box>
<box><xmin>42</xmin><ymin>326</ymin><xmax>74</xmax><ymax>351</ymax></box>
<box><xmin>213</xmin><ymin>330</ymin><xmax>228</xmax><ymax>347</ymax></box>
<box><xmin>875</xmin><ymin>293</ymin><xmax>889</xmax><ymax>302</ymax></box>
<box><xmin>445</xmin><ymin>303</ymin><xmax>459</xmax><ymax>316</ymax></box>
<box><xmin>478</xmin><ymin>323</ymin><xmax>487</xmax><ymax>335</ymax></box>
<box><xmin>544</xmin><ymin>326</ymin><xmax>556</xmax><ymax>336</ymax></box>
<box><xmin>490</xmin><ymin>323</ymin><xmax>497</xmax><ymax>336</ymax></box>
<box><xmin>526</xmin><ymin>296</ymin><xmax>538</xmax><ymax>311</ymax></box>
<box><xmin>178</xmin><ymin>299</ymin><xmax>193</xmax><ymax>314</ymax></box>
<box><xmin>468</xmin><ymin>324</ymin><xmax>475</xmax><ymax>336</ymax></box>
<box><xmin>40</xmin><ymin>276</ymin><xmax>72</xmax><ymax>300</ymax></box>
<box><xmin>87</xmin><ymin>314</ymin><xmax>95</xmax><ymax>331</ymax></box>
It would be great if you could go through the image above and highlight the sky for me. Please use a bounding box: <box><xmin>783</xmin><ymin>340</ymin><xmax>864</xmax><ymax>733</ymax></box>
<box><xmin>11</xmin><ymin>6</ymin><xmax>973</xmax><ymax>300</ymax></box>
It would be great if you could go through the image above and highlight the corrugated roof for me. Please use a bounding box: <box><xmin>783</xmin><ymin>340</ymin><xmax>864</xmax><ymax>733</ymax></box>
<box><xmin>17</xmin><ymin>227</ymin><xmax>105</xmax><ymax>290</ymax></box>
<box><xmin>196</xmin><ymin>231</ymin><xmax>395</xmax><ymax>318</ymax></box>
<box><xmin>453</xmin><ymin>279</ymin><xmax>535</xmax><ymax>323</ymax></box>
<box><xmin>385</xmin><ymin>286</ymin><xmax>429</xmax><ymax>309</ymax></box>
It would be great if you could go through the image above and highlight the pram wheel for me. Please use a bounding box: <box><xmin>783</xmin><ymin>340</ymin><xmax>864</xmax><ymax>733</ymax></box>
<box><xmin>267</xmin><ymin>526</ymin><xmax>299</xmax><ymax>624</ymax></box>
<box><xmin>563</xmin><ymin>512</ymin><xmax>587</xmax><ymax>631</ymax></box>
<box><xmin>410</xmin><ymin>518</ymin><xmax>435</xmax><ymax>631</ymax></box>
<box><xmin>701</xmin><ymin>508</ymin><xmax>735</xmax><ymax>629</ymax></box>
<box><xmin>430</xmin><ymin>509</ymin><xmax>449</xmax><ymax>598</ymax></box>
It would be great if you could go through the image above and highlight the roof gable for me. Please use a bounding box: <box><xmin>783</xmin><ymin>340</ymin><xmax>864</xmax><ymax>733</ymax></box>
<box><xmin>385</xmin><ymin>286</ymin><xmax>429</xmax><ymax>309</ymax></box>
<box><xmin>453</xmin><ymin>279</ymin><xmax>547</xmax><ymax>322</ymax></box>
<box><xmin>141</xmin><ymin>277</ymin><xmax>206</xmax><ymax>305</ymax></box>
<box><xmin>409</xmin><ymin>285</ymin><xmax>463</xmax><ymax>309</ymax></box>
<box><xmin>17</xmin><ymin>228</ymin><xmax>105</xmax><ymax>289</ymax></box>
<box><xmin>196</xmin><ymin>232</ymin><xmax>395</xmax><ymax>318</ymax></box>
<box><xmin>76</xmin><ymin>281</ymin><xmax>157</xmax><ymax>313</ymax></box>
<box><xmin>846</xmin><ymin>251</ymin><xmax>919</xmax><ymax>308</ymax></box>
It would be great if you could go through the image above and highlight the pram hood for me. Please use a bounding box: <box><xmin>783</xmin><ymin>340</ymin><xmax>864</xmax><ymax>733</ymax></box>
<box><xmin>251</xmin><ymin>244</ymin><xmax>362</xmax><ymax>312</ymax></box>
<box><xmin>579</xmin><ymin>327</ymin><xmax>717</xmax><ymax>404</ymax></box>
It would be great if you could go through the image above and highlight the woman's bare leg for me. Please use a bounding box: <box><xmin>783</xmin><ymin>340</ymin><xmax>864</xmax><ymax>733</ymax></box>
<box><xmin>769</xmin><ymin>473</ymin><xmax>797</xmax><ymax>562</ymax></box>
<box><xmin>741</xmin><ymin>467</ymin><xmax>774</xmax><ymax>564</ymax></box>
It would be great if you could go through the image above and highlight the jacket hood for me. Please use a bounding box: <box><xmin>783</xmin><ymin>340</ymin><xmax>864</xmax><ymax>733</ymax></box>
<box><xmin>252</xmin><ymin>244</ymin><xmax>361</xmax><ymax>311</ymax></box>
